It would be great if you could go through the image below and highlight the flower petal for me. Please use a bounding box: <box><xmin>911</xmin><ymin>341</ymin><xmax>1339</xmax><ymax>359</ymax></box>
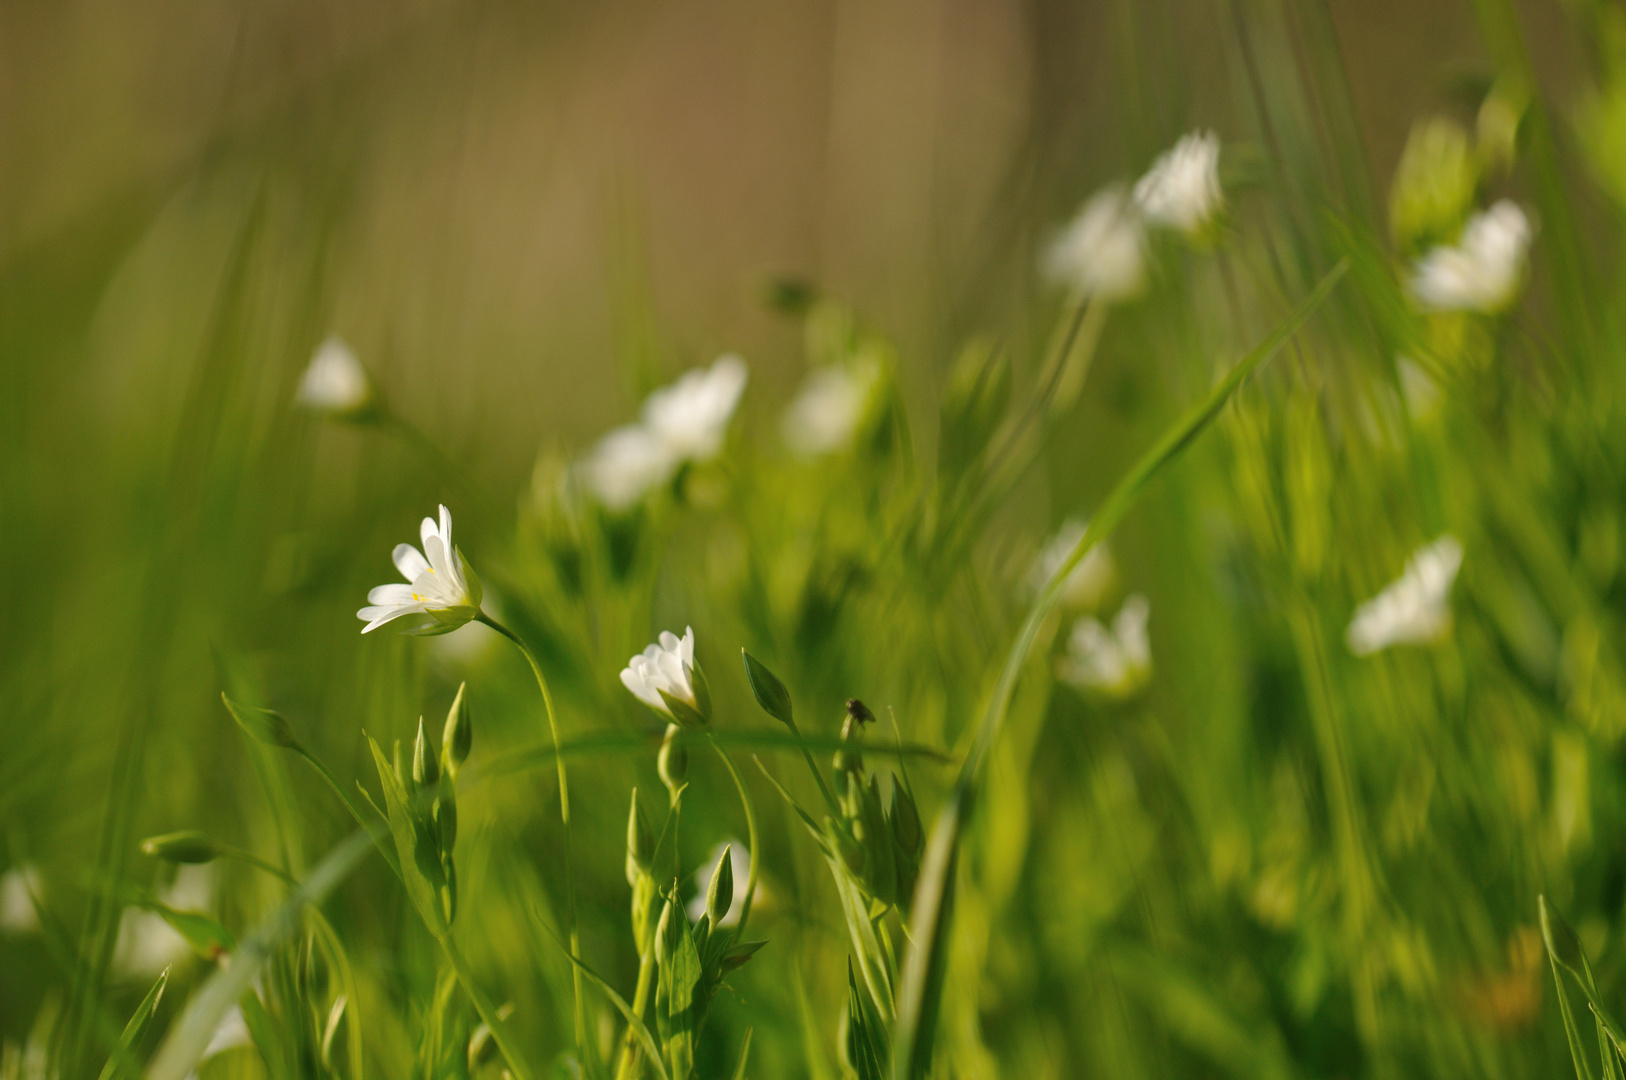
<box><xmin>393</xmin><ymin>544</ymin><xmax>431</xmax><ymax>580</ymax></box>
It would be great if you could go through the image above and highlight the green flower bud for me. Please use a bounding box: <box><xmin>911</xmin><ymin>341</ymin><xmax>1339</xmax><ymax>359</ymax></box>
<box><xmin>742</xmin><ymin>650</ymin><xmax>794</xmax><ymax>726</ymax></box>
<box><xmin>441</xmin><ymin>682</ymin><xmax>473</xmax><ymax>778</ymax></box>
<box><xmin>140</xmin><ymin>831</ymin><xmax>221</xmax><ymax>864</ymax></box>
<box><xmin>654</xmin><ymin>893</ymin><xmax>678</xmax><ymax>968</ymax></box>
<box><xmin>435</xmin><ymin>775</ymin><xmax>458</xmax><ymax>857</ymax></box>
<box><xmin>413</xmin><ymin>717</ymin><xmax>439</xmax><ymax>789</ymax></box>
<box><xmin>627</xmin><ymin>788</ymin><xmax>655</xmax><ymax>876</ymax></box>
<box><xmin>222</xmin><ymin>694</ymin><xmax>302</xmax><ymax>751</ymax></box>
<box><xmin>706</xmin><ymin>844</ymin><xmax>734</xmax><ymax>926</ymax></box>
<box><xmin>658</xmin><ymin>725</ymin><xmax>688</xmax><ymax>802</ymax></box>
<box><xmin>889</xmin><ymin>775</ymin><xmax>923</xmax><ymax>857</ymax></box>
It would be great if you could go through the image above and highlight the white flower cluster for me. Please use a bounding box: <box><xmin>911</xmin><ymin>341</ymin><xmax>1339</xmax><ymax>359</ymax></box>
<box><xmin>579</xmin><ymin>355</ymin><xmax>749</xmax><ymax>511</ymax></box>
<box><xmin>1346</xmin><ymin>535</ymin><xmax>1464</xmax><ymax>656</ymax></box>
<box><xmin>1045</xmin><ymin>130</ymin><xmax>1225</xmax><ymax>302</ymax></box>
<box><xmin>1408</xmin><ymin>201</ymin><xmax>1532</xmax><ymax>313</ymax></box>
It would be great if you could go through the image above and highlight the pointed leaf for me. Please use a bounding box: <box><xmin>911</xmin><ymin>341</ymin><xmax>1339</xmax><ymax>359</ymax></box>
<box><xmin>96</xmin><ymin>966</ymin><xmax>170</xmax><ymax>1080</ymax></box>
<box><xmin>742</xmin><ymin>650</ymin><xmax>794</xmax><ymax>727</ymax></box>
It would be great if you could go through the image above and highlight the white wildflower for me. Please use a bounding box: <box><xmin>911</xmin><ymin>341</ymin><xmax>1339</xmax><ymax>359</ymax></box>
<box><xmin>621</xmin><ymin>626</ymin><xmax>710</xmax><ymax>727</ymax></box>
<box><xmin>358</xmin><ymin>504</ymin><xmax>483</xmax><ymax>635</ymax></box>
<box><xmin>1346</xmin><ymin>535</ymin><xmax>1463</xmax><ymax>656</ymax></box>
<box><xmin>1030</xmin><ymin>518</ymin><xmax>1117</xmax><ymax>612</ymax></box>
<box><xmin>1058</xmin><ymin>594</ymin><xmax>1152</xmax><ymax>698</ymax></box>
<box><xmin>1134</xmin><ymin>130</ymin><xmax>1224</xmax><ymax>236</ymax></box>
<box><xmin>113</xmin><ymin>865</ymin><xmax>215</xmax><ymax>980</ymax></box>
<box><xmin>1408</xmin><ymin>201</ymin><xmax>1532</xmax><ymax>313</ymax></box>
<box><xmin>1044</xmin><ymin>186</ymin><xmax>1147</xmax><ymax>303</ymax></box>
<box><xmin>641</xmin><ymin>354</ymin><xmax>749</xmax><ymax>462</ymax></box>
<box><xmin>783</xmin><ymin>359</ymin><xmax>880</xmax><ymax>457</ymax></box>
<box><xmin>0</xmin><ymin>864</ymin><xmax>42</xmax><ymax>935</ymax></box>
<box><xmin>579</xmin><ymin>424</ymin><xmax>680</xmax><ymax>512</ymax></box>
<box><xmin>296</xmin><ymin>336</ymin><xmax>374</xmax><ymax>418</ymax></box>
<box><xmin>686</xmin><ymin>840</ymin><xmax>753</xmax><ymax>928</ymax></box>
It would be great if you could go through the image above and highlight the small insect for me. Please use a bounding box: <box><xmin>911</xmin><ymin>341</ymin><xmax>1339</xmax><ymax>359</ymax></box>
<box><xmin>845</xmin><ymin>698</ymin><xmax>875</xmax><ymax>725</ymax></box>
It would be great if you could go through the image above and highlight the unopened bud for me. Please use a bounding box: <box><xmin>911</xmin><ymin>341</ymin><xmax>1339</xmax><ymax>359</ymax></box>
<box><xmin>658</xmin><ymin>725</ymin><xmax>687</xmax><ymax>801</ymax></box>
<box><xmin>140</xmin><ymin>831</ymin><xmax>220</xmax><ymax>864</ymax></box>
<box><xmin>222</xmin><ymin>694</ymin><xmax>302</xmax><ymax>751</ymax></box>
<box><xmin>413</xmin><ymin>718</ymin><xmax>439</xmax><ymax>788</ymax></box>
<box><xmin>627</xmin><ymin>788</ymin><xmax>655</xmax><ymax>875</ymax></box>
<box><xmin>442</xmin><ymin>682</ymin><xmax>473</xmax><ymax>777</ymax></box>
<box><xmin>889</xmin><ymin>775</ymin><xmax>922</xmax><ymax>857</ymax></box>
<box><xmin>706</xmin><ymin>845</ymin><xmax>735</xmax><ymax>926</ymax></box>
<box><xmin>654</xmin><ymin>895</ymin><xmax>678</xmax><ymax>967</ymax></box>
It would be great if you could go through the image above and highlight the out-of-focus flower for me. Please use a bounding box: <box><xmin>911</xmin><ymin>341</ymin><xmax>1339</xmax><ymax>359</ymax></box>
<box><xmin>783</xmin><ymin>359</ymin><xmax>880</xmax><ymax>457</ymax></box>
<box><xmin>1030</xmin><ymin>518</ymin><xmax>1117</xmax><ymax>612</ymax></box>
<box><xmin>1044</xmin><ymin>186</ymin><xmax>1147</xmax><ymax>303</ymax></box>
<box><xmin>1346</xmin><ymin>535</ymin><xmax>1464</xmax><ymax>656</ymax></box>
<box><xmin>1134</xmin><ymin>130</ymin><xmax>1224</xmax><ymax>237</ymax></box>
<box><xmin>1058</xmin><ymin>595</ymin><xmax>1152</xmax><ymax>698</ymax></box>
<box><xmin>579</xmin><ymin>424</ymin><xmax>679</xmax><ymax>512</ymax></box>
<box><xmin>686</xmin><ymin>840</ymin><xmax>753</xmax><ymax>928</ymax></box>
<box><xmin>182</xmin><ymin>1005</ymin><xmax>253</xmax><ymax>1080</ymax></box>
<box><xmin>1408</xmin><ymin>202</ymin><xmax>1532</xmax><ymax>313</ymax></box>
<box><xmin>0</xmin><ymin>864</ymin><xmax>41</xmax><ymax>934</ymax></box>
<box><xmin>358</xmin><ymin>505</ymin><xmax>483</xmax><ymax>635</ymax></box>
<box><xmin>296</xmin><ymin>336</ymin><xmax>375</xmax><ymax>419</ymax></box>
<box><xmin>621</xmin><ymin>626</ymin><xmax>710</xmax><ymax>727</ymax></box>
<box><xmin>641</xmin><ymin>354</ymin><xmax>749</xmax><ymax>462</ymax></box>
<box><xmin>113</xmin><ymin>865</ymin><xmax>215</xmax><ymax>980</ymax></box>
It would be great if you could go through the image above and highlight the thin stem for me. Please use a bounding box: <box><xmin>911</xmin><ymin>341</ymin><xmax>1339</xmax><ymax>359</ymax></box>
<box><xmin>706</xmin><ymin>734</ymin><xmax>760</xmax><ymax>946</ymax></box>
<box><xmin>477</xmin><ymin>612</ymin><xmax>587</xmax><ymax>1058</ymax></box>
<box><xmin>216</xmin><ymin>847</ymin><xmax>300</xmax><ymax>886</ymax></box>
<box><xmin>295</xmin><ymin>747</ymin><xmax>403</xmax><ymax>882</ymax></box>
<box><xmin>612</xmin><ymin>951</ymin><xmax>657</xmax><ymax>1080</ymax></box>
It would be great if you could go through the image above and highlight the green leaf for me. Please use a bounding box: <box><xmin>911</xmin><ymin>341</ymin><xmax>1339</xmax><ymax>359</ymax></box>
<box><xmin>96</xmin><ymin>966</ymin><xmax>169</xmax><ymax>1080</ymax></box>
<box><xmin>366</xmin><ymin>735</ymin><xmax>446</xmax><ymax>933</ymax></box>
<box><xmin>845</xmin><ymin>959</ymin><xmax>887</xmax><ymax>1080</ymax></box>
<box><xmin>144</xmin><ymin>902</ymin><xmax>236</xmax><ymax>960</ymax></box>
<box><xmin>741</xmin><ymin>650</ymin><xmax>794</xmax><ymax>727</ymax></box>
<box><xmin>731</xmin><ymin>1028</ymin><xmax>755</xmax><ymax>1080</ymax></box>
<box><xmin>547</xmin><ymin>938</ymin><xmax>672</xmax><ymax>1080</ymax></box>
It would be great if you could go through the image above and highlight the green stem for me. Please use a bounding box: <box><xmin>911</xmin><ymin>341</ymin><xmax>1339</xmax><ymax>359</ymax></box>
<box><xmin>612</xmin><ymin>949</ymin><xmax>657</xmax><ymax>1080</ymax></box>
<box><xmin>216</xmin><ymin>847</ymin><xmax>300</xmax><ymax>886</ymax></box>
<box><xmin>439</xmin><ymin>930</ymin><xmax>537</xmax><ymax>1080</ymax></box>
<box><xmin>295</xmin><ymin>747</ymin><xmax>403</xmax><ymax>882</ymax></box>
<box><xmin>706</xmin><ymin>735</ymin><xmax>760</xmax><ymax>946</ymax></box>
<box><xmin>478</xmin><ymin>612</ymin><xmax>587</xmax><ymax>1058</ymax></box>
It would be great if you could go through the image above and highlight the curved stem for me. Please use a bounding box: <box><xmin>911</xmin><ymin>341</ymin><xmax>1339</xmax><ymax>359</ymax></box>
<box><xmin>706</xmin><ymin>734</ymin><xmax>760</xmax><ymax>946</ymax></box>
<box><xmin>217</xmin><ymin>846</ymin><xmax>300</xmax><ymax>886</ymax></box>
<box><xmin>477</xmin><ymin>612</ymin><xmax>587</xmax><ymax>1057</ymax></box>
<box><xmin>439</xmin><ymin>930</ymin><xmax>538</xmax><ymax>1080</ymax></box>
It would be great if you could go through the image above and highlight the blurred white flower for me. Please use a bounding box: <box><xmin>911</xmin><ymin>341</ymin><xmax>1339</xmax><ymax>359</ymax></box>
<box><xmin>686</xmin><ymin>840</ymin><xmax>753</xmax><ymax>928</ymax></box>
<box><xmin>783</xmin><ymin>359</ymin><xmax>880</xmax><ymax>457</ymax></box>
<box><xmin>1408</xmin><ymin>201</ymin><xmax>1532</xmax><ymax>313</ymax></box>
<box><xmin>0</xmin><ymin>864</ymin><xmax>41</xmax><ymax>935</ymax></box>
<box><xmin>579</xmin><ymin>424</ymin><xmax>679</xmax><ymax>512</ymax></box>
<box><xmin>1044</xmin><ymin>186</ymin><xmax>1147</xmax><ymax>303</ymax></box>
<box><xmin>296</xmin><ymin>336</ymin><xmax>374</xmax><ymax>418</ymax></box>
<box><xmin>642</xmin><ymin>354</ymin><xmax>749</xmax><ymax>462</ymax></box>
<box><xmin>181</xmin><ymin>1005</ymin><xmax>253</xmax><ymax>1080</ymax></box>
<box><xmin>621</xmin><ymin>626</ymin><xmax>709</xmax><ymax>726</ymax></box>
<box><xmin>1346</xmin><ymin>535</ymin><xmax>1463</xmax><ymax>656</ymax></box>
<box><xmin>113</xmin><ymin>865</ymin><xmax>215</xmax><ymax>980</ymax></box>
<box><xmin>1058</xmin><ymin>595</ymin><xmax>1152</xmax><ymax>698</ymax></box>
<box><xmin>1030</xmin><ymin>518</ymin><xmax>1117</xmax><ymax>612</ymax></box>
<box><xmin>358</xmin><ymin>504</ymin><xmax>483</xmax><ymax>635</ymax></box>
<box><xmin>1134</xmin><ymin>130</ymin><xmax>1224</xmax><ymax>236</ymax></box>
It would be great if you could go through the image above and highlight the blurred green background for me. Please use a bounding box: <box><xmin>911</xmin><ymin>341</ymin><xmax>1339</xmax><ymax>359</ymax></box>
<box><xmin>8</xmin><ymin>0</ymin><xmax>1626</xmax><ymax>1077</ymax></box>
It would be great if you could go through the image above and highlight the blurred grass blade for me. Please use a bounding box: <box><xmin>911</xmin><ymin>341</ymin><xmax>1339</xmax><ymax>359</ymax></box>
<box><xmin>545</xmin><ymin>929</ymin><xmax>672</xmax><ymax>1080</ymax></box>
<box><xmin>94</xmin><ymin>965</ymin><xmax>169</xmax><ymax>1080</ymax></box>
<box><xmin>732</xmin><ymin>1027</ymin><xmax>754</xmax><ymax>1080</ymax></box>
<box><xmin>845</xmin><ymin>959</ymin><xmax>888</xmax><ymax>1080</ymax></box>
<box><xmin>892</xmin><ymin>261</ymin><xmax>1346</xmax><ymax>1080</ymax></box>
<box><xmin>145</xmin><ymin>830</ymin><xmax>373</xmax><ymax>1080</ymax></box>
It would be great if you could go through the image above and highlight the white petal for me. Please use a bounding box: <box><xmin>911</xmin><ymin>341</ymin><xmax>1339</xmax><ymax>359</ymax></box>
<box><xmin>392</xmin><ymin>544</ymin><xmax>431</xmax><ymax>580</ymax></box>
<box><xmin>368</xmin><ymin>583</ymin><xmax>420</xmax><ymax>605</ymax></box>
<box><xmin>361</xmin><ymin>604</ymin><xmax>430</xmax><ymax>633</ymax></box>
<box><xmin>680</xmin><ymin>627</ymin><xmax>695</xmax><ymax>669</ymax></box>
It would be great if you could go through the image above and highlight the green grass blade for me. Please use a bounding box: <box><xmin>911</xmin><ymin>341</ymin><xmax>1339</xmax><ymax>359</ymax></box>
<box><xmin>94</xmin><ymin>966</ymin><xmax>169</xmax><ymax>1080</ymax></box>
<box><xmin>544</xmin><ymin>928</ymin><xmax>673</xmax><ymax>1080</ymax></box>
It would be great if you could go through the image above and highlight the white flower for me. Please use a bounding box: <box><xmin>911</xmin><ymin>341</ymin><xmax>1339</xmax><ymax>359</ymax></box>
<box><xmin>1134</xmin><ymin>130</ymin><xmax>1224</xmax><ymax>236</ymax></box>
<box><xmin>1058</xmin><ymin>594</ymin><xmax>1152</xmax><ymax>698</ymax></box>
<box><xmin>620</xmin><ymin>626</ymin><xmax>710</xmax><ymax>726</ymax></box>
<box><xmin>1346</xmin><ymin>535</ymin><xmax>1463</xmax><ymax>656</ymax></box>
<box><xmin>1408</xmin><ymin>201</ymin><xmax>1532</xmax><ymax>313</ymax></box>
<box><xmin>1030</xmin><ymin>518</ymin><xmax>1117</xmax><ymax>612</ymax></box>
<box><xmin>686</xmin><ymin>840</ymin><xmax>753</xmax><ymax>928</ymax></box>
<box><xmin>358</xmin><ymin>504</ymin><xmax>483</xmax><ymax>635</ymax></box>
<box><xmin>641</xmin><ymin>354</ymin><xmax>749</xmax><ymax>462</ymax></box>
<box><xmin>296</xmin><ymin>336</ymin><xmax>374</xmax><ymax>418</ymax></box>
<box><xmin>0</xmin><ymin>864</ymin><xmax>41</xmax><ymax>935</ymax></box>
<box><xmin>113</xmin><ymin>865</ymin><xmax>215</xmax><ymax>980</ymax></box>
<box><xmin>579</xmin><ymin>424</ymin><xmax>680</xmax><ymax>512</ymax></box>
<box><xmin>1044</xmin><ymin>186</ymin><xmax>1148</xmax><ymax>303</ymax></box>
<box><xmin>783</xmin><ymin>359</ymin><xmax>880</xmax><ymax>457</ymax></box>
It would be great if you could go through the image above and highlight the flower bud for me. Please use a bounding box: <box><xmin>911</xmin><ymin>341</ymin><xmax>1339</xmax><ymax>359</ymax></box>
<box><xmin>140</xmin><ymin>831</ymin><xmax>221</xmax><ymax>864</ymax></box>
<box><xmin>222</xmin><ymin>694</ymin><xmax>302</xmax><ymax>751</ymax></box>
<box><xmin>412</xmin><ymin>718</ymin><xmax>439</xmax><ymax>789</ymax></box>
<box><xmin>742</xmin><ymin>650</ymin><xmax>794</xmax><ymax>727</ymax></box>
<box><xmin>654</xmin><ymin>894</ymin><xmax>678</xmax><ymax>968</ymax></box>
<box><xmin>706</xmin><ymin>844</ymin><xmax>735</xmax><ymax>926</ymax></box>
<box><xmin>441</xmin><ymin>682</ymin><xmax>473</xmax><ymax>778</ymax></box>
<box><xmin>627</xmin><ymin>788</ymin><xmax>655</xmax><ymax>875</ymax></box>
<box><xmin>658</xmin><ymin>725</ymin><xmax>687</xmax><ymax>801</ymax></box>
<box><xmin>889</xmin><ymin>775</ymin><xmax>923</xmax><ymax>858</ymax></box>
